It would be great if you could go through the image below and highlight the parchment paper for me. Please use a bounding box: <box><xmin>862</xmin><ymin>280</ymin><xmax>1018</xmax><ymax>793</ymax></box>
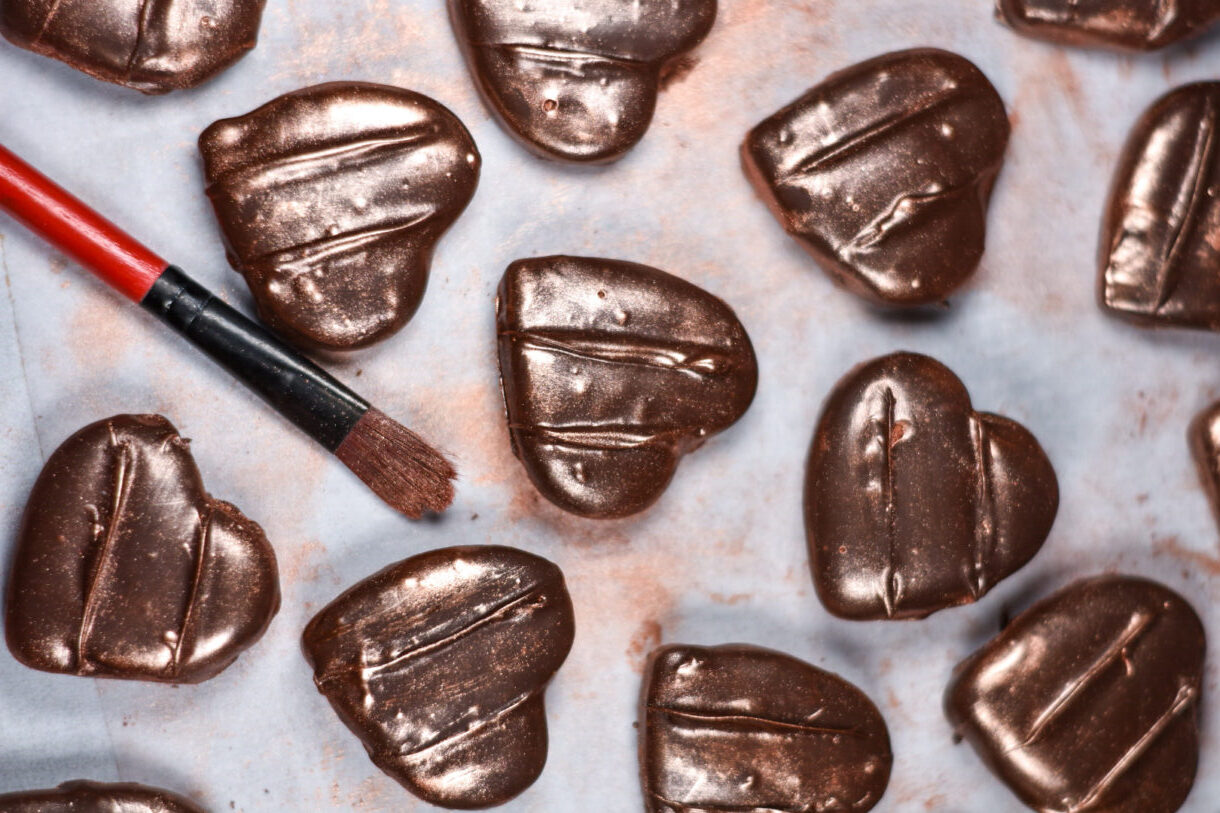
<box><xmin>1</xmin><ymin>1</ymin><xmax>1219</xmax><ymax>810</ymax></box>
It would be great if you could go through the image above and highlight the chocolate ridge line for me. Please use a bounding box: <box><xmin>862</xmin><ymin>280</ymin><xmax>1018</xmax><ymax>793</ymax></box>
<box><xmin>247</xmin><ymin>216</ymin><xmax>432</xmax><ymax>266</ymax></box>
<box><xmin>645</xmin><ymin>705</ymin><xmax>861</xmax><ymax>737</ymax></box>
<box><xmin>76</xmin><ymin>427</ymin><xmax>135</xmax><ymax>671</ymax></box>
<box><xmin>968</xmin><ymin>415</ymin><xmax>996</xmax><ymax>600</ymax></box>
<box><xmin>500</xmin><ymin>328</ymin><xmax>735</xmax><ymax>377</ymax></box>
<box><xmin>124</xmin><ymin>0</ymin><xmax>159</xmax><ymax>80</ymax></box>
<box><xmin>315</xmin><ymin>581</ymin><xmax>547</xmax><ymax>685</ymax></box>
<box><xmin>1151</xmin><ymin>94</ymin><xmax>1216</xmax><ymax>312</ymax></box>
<box><xmin>1068</xmin><ymin>680</ymin><xmax>1198</xmax><ymax>812</ymax></box>
<box><xmin>29</xmin><ymin>0</ymin><xmax>65</xmax><ymax>45</ymax></box>
<box><xmin>171</xmin><ymin>502</ymin><xmax>212</xmax><ymax>676</ymax></box>
<box><xmin>879</xmin><ymin>386</ymin><xmax>900</xmax><ymax>619</ymax></box>
<box><xmin>789</xmin><ymin>84</ymin><xmax>991</xmax><ymax>177</ymax></box>
<box><xmin>508</xmin><ymin>424</ymin><xmax>684</xmax><ymax>451</ymax></box>
<box><xmin>474</xmin><ymin>42</ymin><xmax>650</xmax><ymax>68</ymax></box>
<box><xmin>389</xmin><ymin>687</ymin><xmax>542</xmax><ymax>759</ymax></box>
<box><xmin>206</xmin><ymin>130</ymin><xmax>440</xmax><ymax>188</ymax></box>
<box><xmin>645</xmin><ymin>789</ymin><xmax>808</xmax><ymax>813</ymax></box>
<box><xmin>843</xmin><ymin>183</ymin><xmax>971</xmax><ymax>255</ymax></box>
<box><xmin>1021</xmin><ymin>608</ymin><xmax>1158</xmax><ymax>747</ymax></box>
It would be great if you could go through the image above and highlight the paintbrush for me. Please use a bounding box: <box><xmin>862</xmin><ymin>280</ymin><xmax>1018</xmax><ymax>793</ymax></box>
<box><xmin>0</xmin><ymin>142</ymin><xmax>455</xmax><ymax>519</ymax></box>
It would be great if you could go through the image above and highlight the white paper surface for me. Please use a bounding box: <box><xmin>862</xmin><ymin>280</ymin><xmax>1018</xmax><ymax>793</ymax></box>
<box><xmin>1</xmin><ymin>1</ymin><xmax>1219</xmax><ymax>810</ymax></box>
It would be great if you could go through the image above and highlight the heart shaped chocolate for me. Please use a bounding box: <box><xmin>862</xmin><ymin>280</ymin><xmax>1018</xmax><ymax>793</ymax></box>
<box><xmin>5</xmin><ymin>414</ymin><xmax>279</xmax><ymax>683</ymax></box>
<box><xmin>200</xmin><ymin>82</ymin><xmax>481</xmax><ymax>350</ymax></box>
<box><xmin>496</xmin><ymin>256</ymin><xmax>758</xmax><ymax>518</ymax></box>
<box><xmin>0</xmin><ymin>780</ymin><xmax>205</xmax><ymax>812</ymax></box>
<box><xmin>805</xmin><ymin>352</ymin><xmax>1058</xmax><ymax>620</ymax></box>
<box><xmin>997</xmin><ymin>0</ymin><xmax>1220</xmax><ymax>51</ymax></box>
<box><xmin>945</xmin><ymin>575</ymin><xmax>1205</xmax><ymax>813</ymax></box>
<box><xmin>0</xmin><ymin>0</ymin><xmax>266</xmax><ymax>93</ymax></box>
<box><xmin>743</xmin><ymin>49</ymin><xmax>1010</xmax><ymax>306</ymax></box>
<box><xmin>449</xmin><ymin>0</ymin><xmax>717</xmax><ymax>163</ymax></box>
<box><xmin>642</xmin><ymin>644</ymin><xmax>893</xmax><ymax>813</ymax></box>
<box><xmin>1100</xmin><ymin>83</ymin><xmax>1220</xmax><ymax>331</ymax></box>
<box><xmin>303</xmin><ymin>546</ymin><xmax>574</xmax><ymax>809</ymax></box>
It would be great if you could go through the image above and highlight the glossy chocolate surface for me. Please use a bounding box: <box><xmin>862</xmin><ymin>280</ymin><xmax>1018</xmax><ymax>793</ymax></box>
<box><xmin>6</xmin><ymin>414</ymin><xmax>279</xmax><ymax>683</ymax></box>
<box><xmin>449</xmin><ymin>0</ymin><xmax>716</xmax><ymax>163</ymax></box>
<box><xmin>641</xmin><ymin>644</ymin><xmax>892</xmax><ymax>813</ymax></box>
<box><xmin>806</xmin><ymin>352</ymin><xmax>1058</xmax><ymax>620</ymax></box>
<box><xmin>743</xmin><ymin>48</ymin><xmax>1010</xmax><ymax>306</ymax></box>
<box><xmin>996</xmin><ymin>0</ymin><xmax>1220</xmax><ymax>51</ymax></box>
<box><xmin>496</xmin><ymin>256</ymin><xmax>757</xmax><ymax>518</ymax></box>
<box><xmin>0</xmin><ymin>0</ymin><xmax>264</xmax><ymax>93</ymax></box>
<box><xmin>0</xmin><ymin>780</ymin><xmax>205</xmax><ymax>812</ymax></box>
<box><xmin>302</xmin><ymin>545</ymin><xmax>575</xmax><ymax>809</ymax></box>
<box><xmin>200</xmin><ymin>82</ymin><xmax>481</xmax><ymax>351</ymax></box>
<box><xmin>946</xmin><ymin>575</ymin><xmax>1205</xmax><ymax>813</ymax></box>
<box><xmin>1100</xmin><ymin>82</ymin><xmax>1220</xmax><ymax>331</ymax></box>
<box><xmin>1189</xmin><ymin>400</ymin><xmax>1220</xmax><ymax>532</ymax></box>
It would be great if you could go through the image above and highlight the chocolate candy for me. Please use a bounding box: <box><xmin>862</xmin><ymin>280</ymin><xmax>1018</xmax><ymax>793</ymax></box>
<box><xmin>996</xmin><ymin>0</ymin><xmax>1220</xmax><ymax>51</ymax></box>
<box><xmin>0</xmin><ymin>780</ymin><xmax>205</xmax><ymax>812</ymax></box>
<box><xmin>496</xmin><ymin>256</ymin><xmax>757</xmax><ymax>518</ymax></box>
<box><xmin>449</xmin><ymin>0</ymin><xmax>716</xmax><ymax>163</ymax></box>
<box><xmin>641</xmin><ymin>644</ymin><xmax>892</xmax><ymax>813</ymax></box>
<box><xmin>743</xmin><ymin>48</ymin><xmax>1010</xmax><ymax>306</ymax></box>
<box><xmin>6</xmin><ymin>414</ymin><xmax>279</xmax><ymax>683</ymax></box>
<box><xmin>1189</xmin><ymin>400</ymin><xmax>1220</xmax><ymax>531</ymax></box>
<box><xmin>302</xmin><ymin>545</ymin><xmax>574</xmax><ymax>808</ymax></box>
<box><xmin>200</xmin><ymin>82</ymin><xmax>481</xmax><ymax>351</ymax></box>
<box><xmin>0</xmin><ymin>0</ymin><xmax>264</xmax><ymax>93</ymax></box>
<box><xmin>946</xmin><ymin>575</ymin><xmax>1205</xmax><ymax>813</ymax></box>
<box><xmin>806</xmin><ymin>352</ymin><xmax>1057</xmax><ymax>620</ymax></box>
<box><xmin>1100</xmin><ymin>83</ymin><xmax>1220</xmax><ymax>331</ymax></box>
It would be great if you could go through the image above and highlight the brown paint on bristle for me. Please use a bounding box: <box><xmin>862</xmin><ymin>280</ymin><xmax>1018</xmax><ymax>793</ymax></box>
<box><xmin>335</xmin><ymin>408</ymin><xmax>456</xmax><ymax>518</ymax></box>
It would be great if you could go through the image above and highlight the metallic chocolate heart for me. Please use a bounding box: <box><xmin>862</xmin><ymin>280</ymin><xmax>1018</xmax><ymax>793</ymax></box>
<box><xmin>997</xmin><ymin>0</ymin><xmax>1220</xmax><ymax>51</ymax></box>
<box><xmin>806</xmin><ymin>352</ymin><xmax>1058</xmax><ymax>620</ymax></box>
<box><xmin>641</xmin><ymin>644</ymin><xmax>893</xmax><ymax>813</ymax></box>
<box><xmin>0</xmin><ymin>780</ymin><xmax>205</xmax><ymax>812</ymax></box>
<box><xmin>5</xmin><ymin>414</ymin><xmax>279</xmax><ymax>683</ymax></box>
<box><xmin>743</xmin><ymin>48</ymin><xmax>1010</xmax><ymax>306</ymax></box>
<box><xmin>302</xmin><ymin>545</ymin><xmax>575</xmax><ymax>809</ymax></box>
<box><xmin>946</xmin><ymin>575</ymin><xmax>1205</xmax><ymax>813</ymax></box>
<box><xmin>449</xmin><ymin>0</ymin><xmax>717</xmax><ymax>163</ymax></box>
<box><xmin>496</xmin><ymin>256</ymin><xmax>758</xmax><ymax>518</ymax></box>
<box><xmin>200</xmin><ymin>82</ymin><xmax>481</xmax><ymax>351</ymax></box>
<box><xmin>1100</xmin><ymin>82</ymin><xmax>1220</xmax><ymax>331</ymax></box>
<box><xmin>0</xmin><ymin>0</ymin><xmax>265</xmax><ymax>93</ymax></box>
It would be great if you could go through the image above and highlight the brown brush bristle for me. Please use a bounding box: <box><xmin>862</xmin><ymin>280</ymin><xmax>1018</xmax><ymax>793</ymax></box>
<box><xmin>334</xmin><ymin>408</ymin><xmax>456</xmax><ymax>518</ymax></box>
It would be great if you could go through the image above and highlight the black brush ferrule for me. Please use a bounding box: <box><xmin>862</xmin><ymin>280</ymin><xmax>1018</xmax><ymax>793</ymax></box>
<box><xmin>141</xmin><ymin>266</ymin><xmax>368</xmax><ymax>451</ymax></box>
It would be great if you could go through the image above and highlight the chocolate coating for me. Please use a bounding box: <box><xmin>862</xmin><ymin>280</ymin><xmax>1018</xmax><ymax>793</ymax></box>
<box><xmin>0</xmin><ymin>780</ymin><xmax>205</xmax><ymax>812</ymax></box>
<box><xmin>806</xmin><ymin>352</ymin><xmax>1058</xmax><ymax>620</ymax></box>
<box><xmin>641</xmin><ymin>644</ymin><xmax>892</xmax><ymax>813</ymax></box>
<box><xmin>449</xmin><ymin>0</ymin><xmax>716</xmax><ymax>163</ymax></box>
<box><xmin>997</xmin><ymin>0</ymin><xmax>1220</xmax><ymax>51</ymax></box>
<box><xmin>743</xmin><ymin>48</ymin><xmax>1010</xmax><ymax>306</ymax></box>
<box><xmin>1100</xmin><ymin>83</ymin><xmax>1220</xmax><ymax>331</ymax></box>
<box><xmin>302</xmin><ymin>545</ymin><xmax>575</xmax><ymax>809</ymax></box>
<box><xmin>5</xmin><ymin>414</ymin><xmax>279</xmax><ymax>683</ymax></box>
<box><xmin>945</xmin><ymin>575</ymin><xmax>1205</xmax><ymax>813</ymax></box>
<box><xmin>200</xmin><ymin>82</ymin><xmax>481</xmax><ymax>351</ymax></box>
<box><xmin>1189</xmin><ymin>400</ymin><xmax>1220</xmax><ymax>532</ymax></box>
<box><xmin>496</xmin><ymin>256</ymin><xmax>757</xmax><ymax>518</ymax></box>
<box><xmin>0</xmin><ymin>0</ymin><xmax>264</xmax><ymax>93</ymax></box>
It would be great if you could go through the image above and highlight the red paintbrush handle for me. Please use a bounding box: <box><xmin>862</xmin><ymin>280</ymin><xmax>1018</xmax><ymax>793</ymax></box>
<box><xmin>0</xmin><ymin>143</ymin><xmax>167</xmax><ymax>301</ymax></box>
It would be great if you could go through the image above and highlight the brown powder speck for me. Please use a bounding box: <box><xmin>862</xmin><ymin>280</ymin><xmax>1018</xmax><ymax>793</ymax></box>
<box><xmin>660</xmin><ymin>55</ymin><xmax>699</xmax><ymax>90</ymax></box>
<box><xmin>709</xmin><ymin>592</ymin><xmax>750</xmax><ymax>605</ymax></box>
<box><xmin>1155</xmin><ymin>535</ymin><xmax>1220</xmax><ymax>576</ymax></box>
<box><xmin>281</xmin><ymin>539</ymin><xmax>328</xmax><ymax>586</ymax></box>
<box><xmin>627</xmin><ymin>619</ymin><xmax>663</xmax><ymax>673</ymax></box>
